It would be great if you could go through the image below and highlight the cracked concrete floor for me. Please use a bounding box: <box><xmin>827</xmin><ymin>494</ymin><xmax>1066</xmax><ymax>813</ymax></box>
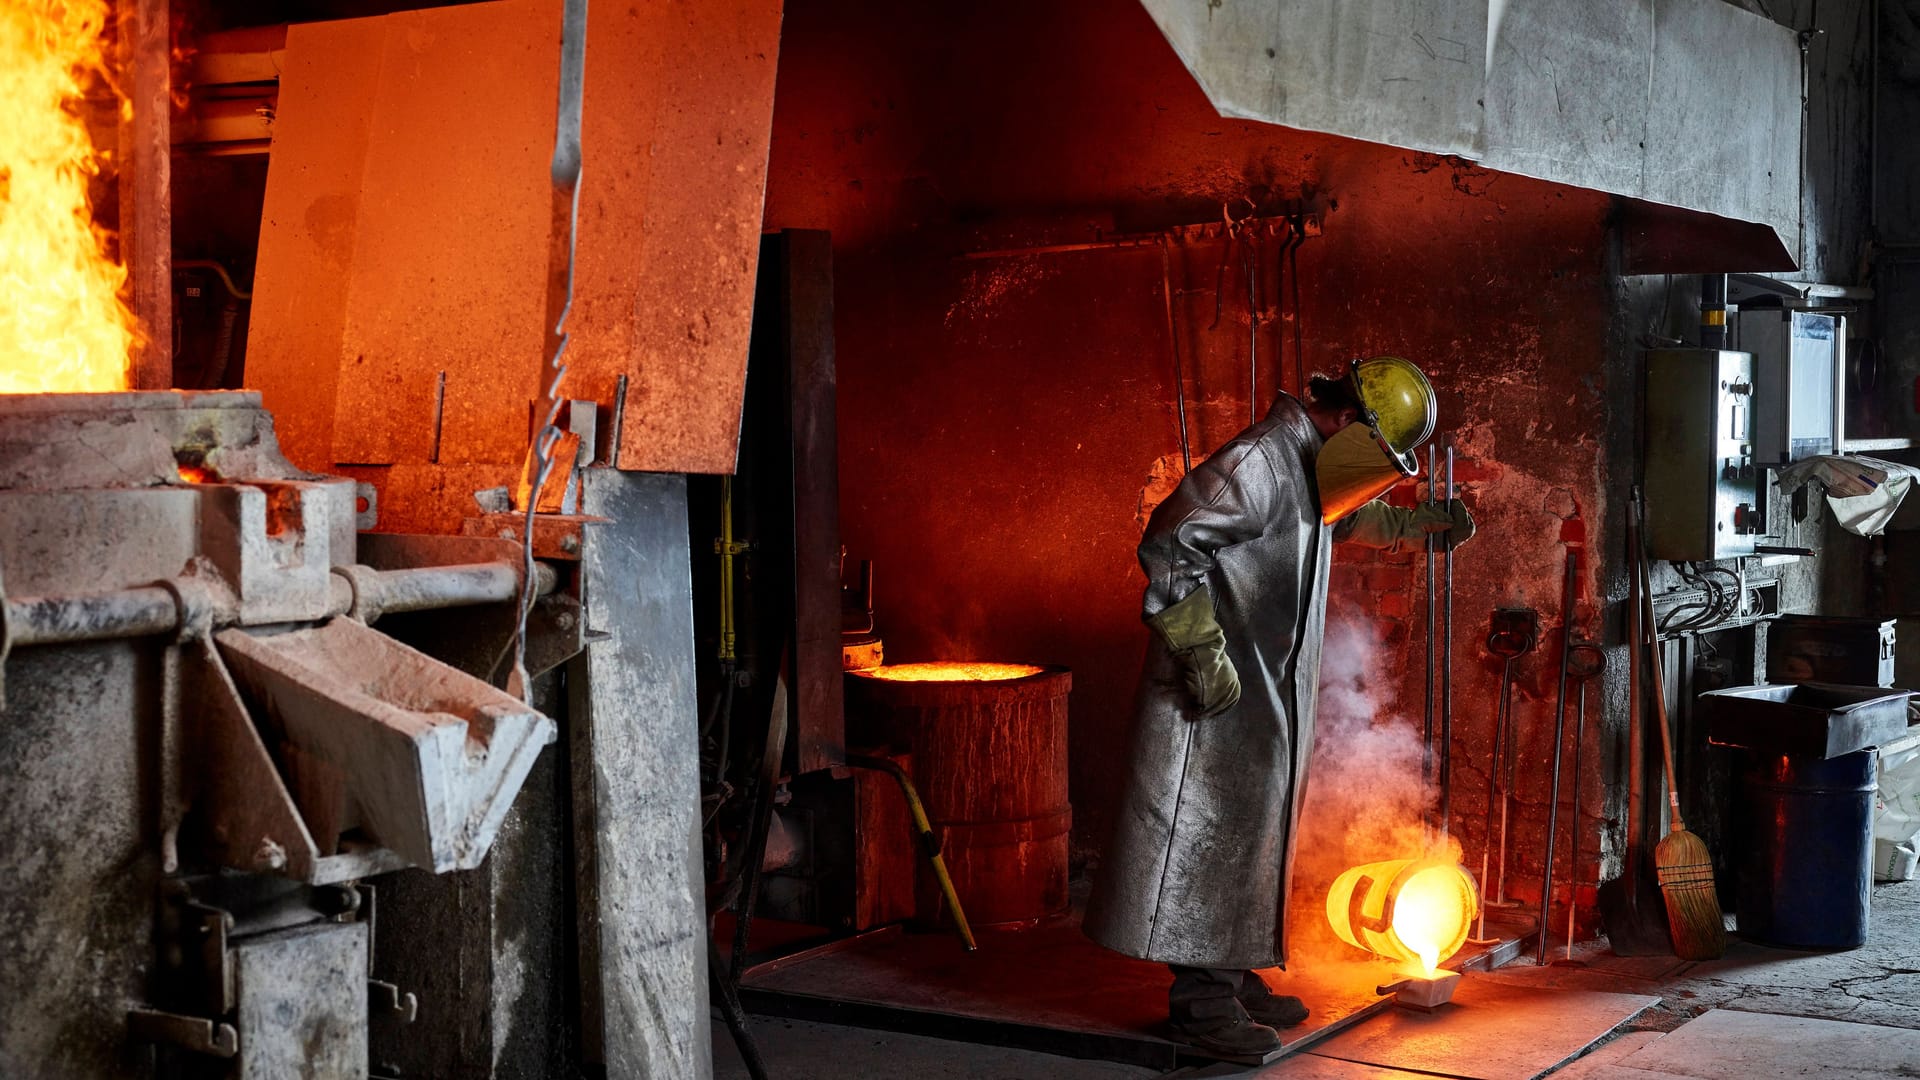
<box><xmin>714</xmin><ymin>880</ymin><xmax>1920</xmax><ymax>1077</ymax></box>
<box><xmin>1479</xmin><ymin>877</ymin><xmax>1920</xmax><ymax>1035</ymax></box>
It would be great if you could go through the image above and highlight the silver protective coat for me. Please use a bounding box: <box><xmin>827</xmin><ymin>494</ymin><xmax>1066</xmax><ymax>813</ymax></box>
<box><xmin>1086</xmin><ymin>393</ymin><xmax>1362</xmax><ymax>970</ymax></box>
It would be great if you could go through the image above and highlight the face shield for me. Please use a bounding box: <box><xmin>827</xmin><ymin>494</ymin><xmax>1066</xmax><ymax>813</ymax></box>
<box><xmin>1317</xmin><ymin>419</ymin><xmax>1418</xmax><ymax>524</ymax></box>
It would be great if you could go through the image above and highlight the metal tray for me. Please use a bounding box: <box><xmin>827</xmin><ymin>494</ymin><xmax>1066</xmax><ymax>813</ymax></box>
<box><xmin>1704</xmin><ymin>682</ymin><xmax>1913</xmax><ymax>759</ymax></box>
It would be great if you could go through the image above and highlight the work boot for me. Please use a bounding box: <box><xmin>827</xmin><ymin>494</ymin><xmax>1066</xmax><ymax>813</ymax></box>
<box><xmin>1238</xmin><ymin>991</ymin><xmax>1309</xmax><ymax>1029</ymax></box>
<box><xmin>1171</xmin><ymin>1016</ymin><xmax>1283</xmax><ymax>1058</ymax></box>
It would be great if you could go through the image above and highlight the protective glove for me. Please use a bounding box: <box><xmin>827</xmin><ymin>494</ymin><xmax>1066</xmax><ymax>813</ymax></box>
<box><xmin>1338</xmin><ymin>499</ymin><xmax>1475</xmax><ymax>551</ymax></box>
<box><xmin>1411</xmin><ymin>498</ymin><xmax>1476</xmax><ymax>550</ymax></box>
<box><xmin>1146</xmin><ymin>588</ymin><xmax>1240</xmax><ymax>718</ymax></box>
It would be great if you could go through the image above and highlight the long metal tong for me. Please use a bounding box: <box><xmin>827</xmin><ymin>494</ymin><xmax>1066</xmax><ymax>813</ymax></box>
<box><xmin>1535</xmin><ymin>548</ymin><xmax>1580</xmax><ymax>964</ymax></box>
<box><xmin>1425</xmin><ymin>438</ymin><xmax>1457</xmax><ymax>838</ymax></box>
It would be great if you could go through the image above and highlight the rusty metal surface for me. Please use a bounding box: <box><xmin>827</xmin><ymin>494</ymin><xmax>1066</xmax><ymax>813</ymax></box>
<box><xmin>461</xmin><ymin>511</ymin><xmax>595</xmax><ymax>560</ymax></box>
<box><xmin>242</xmin><ymin>15</ymin><xmax>381</xmax><ymax>475</ymax></box>
<box><xmin>117</xmin><ymin>0</ymin><xmax>174</xmax><ymax>389</ymax></box>
<box><xmin>325</xmin><ymin>3</ymin><xmax>552</xmax><ymax>472</ymax></box>
<box><xmin>216</xmin><ymin>618</ymin><xmax>555</xmax><ymax>873</ymax></box>
<box><xmin>232</xmin><ymin>922</ymin><xmax>369</xmax><ymax>1079</ymax></box>
<box><xmin>571</xmin><ymin>0</ymin><xmax>784</xmax><ymax>474</ymax></box>
<box><xmin>247</xmin><ymin>0</ymin><xmax>784</xmax><ymax>518</ymax></box>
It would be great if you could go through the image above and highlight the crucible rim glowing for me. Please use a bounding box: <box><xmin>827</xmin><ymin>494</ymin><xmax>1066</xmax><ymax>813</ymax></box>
<box><xmin>853</xmin><ymin>662</ymin><xmax>1048</xmax><ymax>683</ymax></box>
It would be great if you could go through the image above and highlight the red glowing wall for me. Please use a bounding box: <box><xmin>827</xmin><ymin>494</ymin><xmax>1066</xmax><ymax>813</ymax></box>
<box><xmin>763</xmin><ymin>0</ymin><xmax>1618</xmax><ymax>888</ymax></box>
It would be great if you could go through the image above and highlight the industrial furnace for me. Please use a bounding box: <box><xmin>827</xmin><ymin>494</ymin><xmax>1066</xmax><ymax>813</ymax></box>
<box><xmin>0</xmin><ymin>390</ymin><xmax>561</xmax><ymax>1075</ymax></box>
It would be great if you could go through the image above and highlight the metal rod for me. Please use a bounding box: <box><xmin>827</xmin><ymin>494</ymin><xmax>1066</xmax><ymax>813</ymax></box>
<box><xmin>1626</xmin><ymin>496</ymin><xmax>1646</xmax><ymax>897</ymax></box>
<box><xmin>1423</xmin><ymin>444</ymin><xmax>1437</xmax><ymax>796</ymax></box>
<box><xmin>960</xmin><ymin>214</ymin><xmax>1319</xmax><ymax>262</ymax></box>
<box><xmin>1566</xmin><ymin>679</ymin><xmax>1589</xmax><ymax>961</ymax></box>
<box><xmin>1159</xmin><ymin>239</ymin><xmax>1193</xmax><ymax>472</ymax></box>
<box><xmin>1248</xmin><ymin>234</ymin><xmax>1259</xmax><ymax>425</ymax></box>
<box><xmin>731</xmin><ymin>667</ymin><xmax>790</xmax><ymax>984</ymax></box>
<box><xmin>1496</xmin><ymin>656</ymin><xmax>1514</xmax><ymax>903</ymax></box>
<box><xmin>1289</xmin><ymin>214</ymin><xmax>1305</xmax><ymax>393</ymax></box>
<box><xmin>1537</xmin><ymin>548</ymin><xmax>1579</xmax><ymax>964</ymax></box>
<box><xmin>5</xmin><ymin>586</ymin><xmax>179</xmax><ymax>646</ymax></box>
<box><xmin>360</xmin><ymin>562</ymin><xmax>537</xmax><ymax>615</ymax></box>
<box><xmin>1210</xmin><ymin>230</ymin><xmax>1232</xmax><ymax>331</ymax></box>
<box><xmin>1478</xmin><ymin>654</ymin><xmax>1513</xmax><ymax>939</ymax></box>
<box><xmin>5</xmin><ymin>561</ymin><xmax>554</xmax><ymax>651</ymax></box>
<box><xmin>1440</xmin><ymin>440</ymin><xmax>1455</xmax><ymax>838</ymax></box>
<box><xmin>963</xmin><ymin>237</ymin><xmax>1159</xmax><ymax>260</ymax></box>
<box><xmin>510</xmin><ymin>0</ymin><xmax>588</xmax><ymax>699</ymax></box>
<box><xmin>1274</xmin><ymin>225</ymin><xmax>1288</xmax><ymax>393</ymax></box>
<box><xmin>708</xmin><ymin>932</ymin><xmax>771</xmax><ymax>1080</ymax></box>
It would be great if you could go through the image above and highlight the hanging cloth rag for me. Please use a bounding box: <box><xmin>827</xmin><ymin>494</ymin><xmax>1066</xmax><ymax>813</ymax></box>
<box><xmin>1774</xmin><ymin>455</ymin><xmax>1920</xmax><ymax>536</ymax></box>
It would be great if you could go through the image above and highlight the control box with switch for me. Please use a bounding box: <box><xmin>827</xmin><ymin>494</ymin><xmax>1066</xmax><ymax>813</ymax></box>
<box><xmin>1645</xmin><ymin>348</ymin><xmax>1759</xmax><ymax>560</ymax></box>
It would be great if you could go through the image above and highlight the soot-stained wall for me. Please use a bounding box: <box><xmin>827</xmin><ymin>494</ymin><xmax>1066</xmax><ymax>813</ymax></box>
<box><xmin>763</xmin><ymin>0</ymin><xmax>1625</xmax><ymax>904</ymax></box>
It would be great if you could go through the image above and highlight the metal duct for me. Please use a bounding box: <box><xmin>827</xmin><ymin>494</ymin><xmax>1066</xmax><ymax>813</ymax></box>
<box><xmin>1141</xmin><ymin>0</ymin><xmax>1801</xmax><ymax>265</ymax></box>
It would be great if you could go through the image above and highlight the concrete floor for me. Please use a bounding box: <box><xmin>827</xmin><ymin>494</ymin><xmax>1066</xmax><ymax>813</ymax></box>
<box><xmin>714</xmin><ymin>879</ymin><xmax>1920</xmax><ymax>1078</ymax></box>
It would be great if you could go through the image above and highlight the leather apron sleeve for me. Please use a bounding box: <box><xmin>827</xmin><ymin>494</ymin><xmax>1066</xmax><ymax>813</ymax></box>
<box><xmin>1137</xmin><ymin>441</ymin><xmax>1280</xmax><ymax>618</ymax></box>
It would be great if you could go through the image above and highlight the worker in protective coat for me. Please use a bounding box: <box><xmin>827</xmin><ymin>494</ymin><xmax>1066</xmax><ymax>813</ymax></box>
<box><xmin>1083</xmin><ymin>357</ymin><xmax>1475</xmax><ymax>1057</ymax></box>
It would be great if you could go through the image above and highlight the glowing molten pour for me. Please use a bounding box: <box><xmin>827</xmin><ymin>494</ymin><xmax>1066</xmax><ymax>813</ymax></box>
<box><xmin>0</xmin><ymin>0</ymin><xmax>139</xmax><ymax>392</ymax></box>
<box><xmin>860</xmin><ymin>662</ymin><xmax>1045</xmax><ymax>683</ymax></box>
<box><xmin>1326</xmin><ymin>859</ymin><xmax>1479</xmax><ymax>977</ymax></box>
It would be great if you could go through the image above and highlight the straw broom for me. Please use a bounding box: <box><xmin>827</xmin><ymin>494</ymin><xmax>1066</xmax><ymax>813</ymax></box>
<box><xmin>1634</xmin><ymin>521</ymin><xmax>1728</xmax><ymax>961</ymax></box>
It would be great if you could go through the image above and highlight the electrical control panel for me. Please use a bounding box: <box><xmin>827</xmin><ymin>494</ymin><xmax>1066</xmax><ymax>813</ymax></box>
<box><xmin>1644</xmin><ymin>349</ymin><xmax>1758</xmax><ymax>561</ymax></box>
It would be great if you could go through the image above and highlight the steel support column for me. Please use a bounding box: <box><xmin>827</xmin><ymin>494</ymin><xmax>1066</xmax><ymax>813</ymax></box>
<box><xmin>569</xmin><ymin>469</ymin><xmax>708</xmax><ymax>1078</ymax></box>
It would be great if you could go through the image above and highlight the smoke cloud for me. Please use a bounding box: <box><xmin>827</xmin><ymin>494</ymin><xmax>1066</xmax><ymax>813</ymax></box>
<box><xmin>1285</xmin><ymin>609</ymin><xmax>1464</xmax><ymax>966</ymax></box>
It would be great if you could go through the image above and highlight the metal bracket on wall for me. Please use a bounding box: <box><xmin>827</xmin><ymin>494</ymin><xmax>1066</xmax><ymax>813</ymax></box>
<box><xmin>369</xmin><ymin>979</ymin><xmax>418</xmax><ymax>1024</ymax></box>
<box><xmin>127</xmin><ymin>1008</ymin><xmax>239</xmax><ymax>1059</ymax></box>
<box><xmin>356</xmin><ymin>481</ymin><xmax>379</xmax><ymax>531</ymax></box>
<box><xmin>155</xmin><ymin>885</ymin><xmax>239</xmax><ymax>1018</ymax></box>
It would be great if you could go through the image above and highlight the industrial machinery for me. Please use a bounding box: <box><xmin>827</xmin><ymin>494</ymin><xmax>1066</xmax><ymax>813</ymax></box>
<box><xmin>0</xmin><ymin>391</ymin><xmax>568</xmax><ymax>1077</ymax></box>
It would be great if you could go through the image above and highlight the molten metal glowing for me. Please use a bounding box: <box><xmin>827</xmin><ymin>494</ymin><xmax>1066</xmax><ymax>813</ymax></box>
<box><xmin>860</xmin><ymin>662</ymin><xmax>1045</xmax><ymax>683</ymax></box>
<box><xmin>1389</xmin><ymin>865</ymin><xmax>1472</xmax><ymax>974</ymax></box>
<box><xmin>0</xmin><ymin>0</ymin><xmax>139</xmax><ymax>393</ymax></box>
<box><xmin>1326</xmin><ymin>859</ymin><xmax>1478</xmax><ymax>977</ymax></box>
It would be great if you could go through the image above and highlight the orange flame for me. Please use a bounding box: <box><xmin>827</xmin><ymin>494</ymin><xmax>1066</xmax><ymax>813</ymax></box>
<box><xmin>0</xmin><ymin>0</ymin><xmax>139</xmax><ymax>393</ymax></box>
<box><xmin>858</xmin><ymin>662</ymin><xmax>1045</xmax><ymax>683</ymax></box>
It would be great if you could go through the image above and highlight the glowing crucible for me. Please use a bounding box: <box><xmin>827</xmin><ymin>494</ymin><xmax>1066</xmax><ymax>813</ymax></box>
<box><xmin>1326</xmin><ymin>858</ymin><xmax>1480</xmax><ymax>975</ymax></box>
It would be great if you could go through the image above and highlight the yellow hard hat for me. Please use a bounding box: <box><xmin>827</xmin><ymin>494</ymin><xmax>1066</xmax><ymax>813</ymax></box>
<box><xmin>1348</xmin><ymin>356</ymin><xmax>1437</xmax><ymax>455</ymax></box>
